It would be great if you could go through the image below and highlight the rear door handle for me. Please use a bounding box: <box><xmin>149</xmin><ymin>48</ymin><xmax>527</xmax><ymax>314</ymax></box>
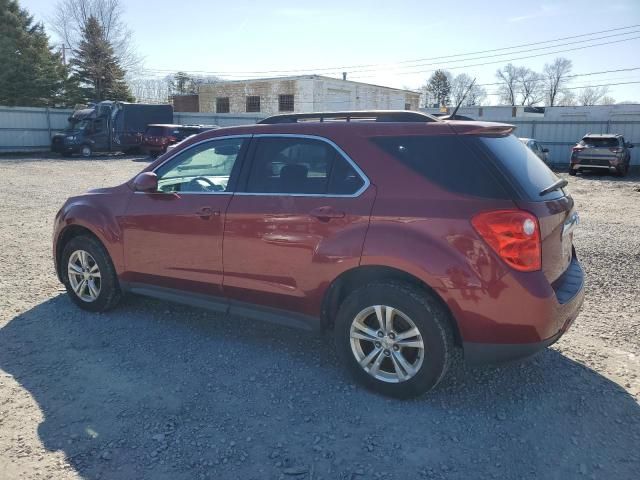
<box><xmin>309</xmin><ymin>206</ymin><xmax>346</xmax><ymax>221</ymax></box>
<box><xmin>195</xmin><ymin>206</ymin><xmax>220</xmax><ymax>219</ymax></box>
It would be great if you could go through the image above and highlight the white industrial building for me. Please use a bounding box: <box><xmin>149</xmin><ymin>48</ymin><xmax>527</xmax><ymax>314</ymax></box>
<box><xmin>198</xmin><ymin>75</ymin><xmax>421</xmax><ymax>115</ymax></box>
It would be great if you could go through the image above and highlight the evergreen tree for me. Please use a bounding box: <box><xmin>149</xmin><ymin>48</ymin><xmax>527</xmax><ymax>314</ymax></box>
<box><xmin>425</xmin><ymin>70</ymin><xmax>451</xmax><ymax>107</ymax></box>
<box><xmin>69</xmin><ymin>15</ymin><xmax>133</xmax><ymax>102</ymax></box>
<box><xmin>0</xmin><ymin>0</ymin><xmax>66</xmax><ymax>106</ymax></box>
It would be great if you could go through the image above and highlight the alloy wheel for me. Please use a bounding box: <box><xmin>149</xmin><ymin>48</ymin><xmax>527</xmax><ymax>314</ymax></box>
<box><xmin>67</xmin><ymin>250</ymin><xmax>101</xmax><ymax>302</ymax></box>
<box><xmin>349</xmin><ymin>305</ymin><xmax>425</xmax><ymax>383</ymax></box>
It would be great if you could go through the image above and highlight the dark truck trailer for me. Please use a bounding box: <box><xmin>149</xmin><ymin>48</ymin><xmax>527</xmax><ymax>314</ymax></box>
<box><xmin>51</xmin><ymin>101</ymin><xmax>173</xmax><ymax>157</ymax></box>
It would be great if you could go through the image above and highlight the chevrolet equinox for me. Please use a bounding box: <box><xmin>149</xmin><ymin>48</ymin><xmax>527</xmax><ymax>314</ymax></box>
<box><xmin>53</xmin><ymin>111</ymin><xmax>585</xmax><ymax>398</ymax></box>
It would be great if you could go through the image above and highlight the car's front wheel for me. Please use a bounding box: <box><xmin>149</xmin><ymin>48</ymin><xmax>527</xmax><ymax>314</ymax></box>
<box><xmin>335</xmin><ymin>282</ymin><xmax>455</xmax><ymax>398</ymax></box>
<box><xmin>61</xmin><ymin>235</ymin><xmax>122</xmax><ymax>312</ymax></box>
<box><xmin>81</xmin><ymin>145</ymin><xmax>92</xmax><ymax>157</ymax></box>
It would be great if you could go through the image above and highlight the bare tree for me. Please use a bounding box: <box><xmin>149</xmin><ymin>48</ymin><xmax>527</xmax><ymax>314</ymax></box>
<box><xmin>517</xmin><ymin>68</ymin><xmax>543</xmax><ymax>106</ymax></box>
<box><xmin>599</xmin><ymin>95</ymin><xmax>616</xmax><ymax>105</ymax></box>
<box><xmin>51</xmin><ymin>0</ymin><xmax>140</xmax><ymax>71</ymax></box>
<box><xmin>128</xmin><ymin>77</ymin><xmax>170</xmax><ymax>104</ymax></box>
<box><xmin>450</xmin><ymin>73</ymin><xmax>486</xmax><ymax>106</ymax></box>
<box><xmin>543</xmin><ymin>57</ymin><xmax>572</xmax><ymax>106</ymax></box>
<box><xmin>577</xmin><ymin>86</ymin><xmax>610</xmax><ymax>106</ymax></box>
<box><xmin>495</xmin><ymin>64</ymin><xmax>519</xmax><ymax>105</ymax></box>
<box><xmin>556</xmin><ymin>90</ymin><xmax>577</xmax><ymax>106</ymax></box>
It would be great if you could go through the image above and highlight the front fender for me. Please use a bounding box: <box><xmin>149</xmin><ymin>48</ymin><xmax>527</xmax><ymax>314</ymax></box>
<box><xmin>54</xmin><ymin>187</ymin><xmax>132</xmax><ymax>278</ymax></box>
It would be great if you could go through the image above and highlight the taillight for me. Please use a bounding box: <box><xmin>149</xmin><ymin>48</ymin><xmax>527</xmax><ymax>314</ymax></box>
<box><xmin>167</xmin><ymin>136</ymin><xmax>177</xmax><ymax>143</ymax></box>
<box><xmin>471</xmin><ymin>210</ymin><xmax>541</xmax><ymax>272</ymax></box>
<box><xmin>572</xmin><ymin>146</ymin><xmax>584</xmax><ymax>152</ymax></box>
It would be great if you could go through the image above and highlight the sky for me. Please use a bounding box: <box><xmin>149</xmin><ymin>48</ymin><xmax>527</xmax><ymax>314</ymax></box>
<box><xmin>19</xmin><ymin>0</ymin><xmax>640</xmax><ymax>104</ymax></box>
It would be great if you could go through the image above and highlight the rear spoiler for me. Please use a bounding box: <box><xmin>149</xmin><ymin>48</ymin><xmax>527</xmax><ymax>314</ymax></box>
<box><xmin>449</xmin><ymin>122</ymin><xmax>515</xmax><ymax>137</ymax></box>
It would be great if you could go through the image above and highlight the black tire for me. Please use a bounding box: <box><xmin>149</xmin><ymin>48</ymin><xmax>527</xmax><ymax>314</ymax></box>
<box><xmin>568</xmin><ymin>169</ymin><xmax>577</xmax><ymax>176</ymax></box>
<box><xmin>61</xmin><ymin>235</ymin><xmax>122</xmax><ymax>312</ymax></box>
<box><xmin>334</xmin><ymin>281</ymin><xmax>455</xmax><ymax>398</ymax></box>
<box><xmin>80</xmin><ymin>145</ymin><xmax>92</xmax><ymax>157</ymax></box>
<box><xmin>618</xmin><ymin>163</ymin><xmax>629</xmax><ymax>177</ymax></box>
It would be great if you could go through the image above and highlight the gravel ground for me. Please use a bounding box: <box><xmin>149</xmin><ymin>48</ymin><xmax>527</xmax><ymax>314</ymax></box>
<box><xmin>0</xmin><ymin>155</ymin><xmax>639</xmax><ymax>480</ymax></box>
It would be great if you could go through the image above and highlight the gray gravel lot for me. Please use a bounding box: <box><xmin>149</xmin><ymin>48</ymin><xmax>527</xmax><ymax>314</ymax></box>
<box><xmin>0</xmin><ymin>154</ymin><xmax>639</xmax><ymax>480</ymax></box>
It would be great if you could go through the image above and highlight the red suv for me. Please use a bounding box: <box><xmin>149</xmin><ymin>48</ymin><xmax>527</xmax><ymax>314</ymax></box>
<box><xmin>53</xmin><ymin>111</ymin><xmax>584</xmax><ymax>398</ymax></box>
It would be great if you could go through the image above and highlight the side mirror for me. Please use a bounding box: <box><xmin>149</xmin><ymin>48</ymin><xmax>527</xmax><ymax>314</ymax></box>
<box><xmin>626</xmin><ymin>143</ymin><xmax>634</xmax><ymax>148</ymax></box>
<box><xmin>133</xmin><ymin>172</ymin><xmax>158</xmax><ymax>192</ymax></box>
<box><xmin>542</xmin><ymin>148</ymin><xmax>549</xmax><ymax>153</ymax></box>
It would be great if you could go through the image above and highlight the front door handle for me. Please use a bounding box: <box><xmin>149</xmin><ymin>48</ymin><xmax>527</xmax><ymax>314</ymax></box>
<box><xmin>309</xmin><ymin>206</ymin><xmax>346</xmax><ymax>221</ymax></box>
<box><xmin>195</xmin><ymin>206</ymin><xmax>220</xmax><ymax>219</ymax></box>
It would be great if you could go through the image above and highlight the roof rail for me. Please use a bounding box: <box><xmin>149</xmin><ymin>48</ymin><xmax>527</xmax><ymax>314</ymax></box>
<box><xmin>257</xmin><ymin>110</ymin><xmax>440</xmax><ymax>124</ymax></box>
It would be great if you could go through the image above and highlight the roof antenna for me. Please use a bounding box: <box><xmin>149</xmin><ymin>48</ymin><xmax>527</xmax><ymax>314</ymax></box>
<box><xmin>447</xmin><ymin>78</ymin><xmax>476</xmax><ymax>120</ymax></box>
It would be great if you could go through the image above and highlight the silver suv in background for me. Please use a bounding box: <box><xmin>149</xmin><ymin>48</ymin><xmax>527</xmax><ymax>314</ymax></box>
<box><xmin>519</xmin><ymin>138</ymin><xmax>550</xmax><ymax>163</ymax></box>
<box><xmin>570</xmin><ymin>134</ymin><xmax>633</xmax><ymax>177</ymax></box>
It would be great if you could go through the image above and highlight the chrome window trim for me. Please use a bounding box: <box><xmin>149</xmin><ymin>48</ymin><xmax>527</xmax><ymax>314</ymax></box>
<box><xmin>134</xmin><ymin>135</ymin><xmax>252</xmax><ymax>195</ymax></box>
<box><xmin>234</xmin><ymin>133</ymin><xmax>371</xmax><ymax>198</ymax></box>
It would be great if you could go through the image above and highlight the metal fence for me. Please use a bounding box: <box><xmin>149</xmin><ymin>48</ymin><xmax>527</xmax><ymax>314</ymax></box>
<box><xmin>0</xmin><ymin>106</ymin><xmax>638</xmax><ymax>167</ymax></box>
<box><xmin>0</xmin><ymin>106</ymin><xmax>265</xmax><ymax>152</ymax></box>
<box><xmin>504</xmin><ymin>119</ymin><xmax>640</xmax><ymax>167</ymax></box>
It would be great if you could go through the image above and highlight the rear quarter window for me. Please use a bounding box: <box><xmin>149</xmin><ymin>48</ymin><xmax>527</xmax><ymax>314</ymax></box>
<box><xmin>477</xmin><ymin>134</ymin><xmax>563</xmax><ymax>201</ymax></box>
<box><xmin>371</xmin><ymin>135</ymin><xmax>510</xmax><ymax>199</ymax></box>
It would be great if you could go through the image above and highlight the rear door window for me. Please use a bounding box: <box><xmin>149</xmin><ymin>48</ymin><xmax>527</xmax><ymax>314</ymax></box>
<box><xmin>371</xmin><ymin>135</ymin><xmax>509</xmax><ymax>199</ymax></box>
<box><xmin>477</xmin><ymin>134</ymin><xmax>563</xmax><ymax>201</ymax></box>
<box><xmin>245</xmin><ymin>137</ymin><xmax>365</xmax><ymax>195</ymax></box>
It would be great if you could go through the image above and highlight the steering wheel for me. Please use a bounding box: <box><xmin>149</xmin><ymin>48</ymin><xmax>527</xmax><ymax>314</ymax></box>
<box><xmin>187</xmin><ymin>176</ymin><xmax>223</xmax><ymax>192</ymax></box>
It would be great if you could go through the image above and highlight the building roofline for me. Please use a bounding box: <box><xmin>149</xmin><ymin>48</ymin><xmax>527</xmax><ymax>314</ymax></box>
<box><xmin>198</xmin><ymin>74</ymin><xmax>421</xmax><ymax>95</ymax></box>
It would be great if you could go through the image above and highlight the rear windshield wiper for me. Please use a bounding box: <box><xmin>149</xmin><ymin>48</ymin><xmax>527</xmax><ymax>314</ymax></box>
<box><xmin>539</xmin><ymin>178</ymin><xmax>568</xmax><ymax>196</ymax></box>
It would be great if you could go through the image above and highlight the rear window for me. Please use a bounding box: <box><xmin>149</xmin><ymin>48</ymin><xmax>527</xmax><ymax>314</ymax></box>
<box><xmin>145</xmin><ymin>126</ymin><xmax>168</xmax><ymax>136</ymax></box>
<box><xmin>580</xmin><ymin>137</ymin><xmax>619</xmax><ymax>148</ymax></box>
<box><xmin>478</xmin><ymin>134</ymin><xmax>563</xmax><ymax>201</ymax></box>
<box><xmin>371</xmin><ymin>135</ymin><xmax>509</xmax><ymax>199</ymax></box>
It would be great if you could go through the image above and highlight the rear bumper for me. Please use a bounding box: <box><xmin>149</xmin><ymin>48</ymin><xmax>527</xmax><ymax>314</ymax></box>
<box><xmin>463</xmin><ymin>254</ymin><xmax>585</xmax><ymax>365</ymax></box>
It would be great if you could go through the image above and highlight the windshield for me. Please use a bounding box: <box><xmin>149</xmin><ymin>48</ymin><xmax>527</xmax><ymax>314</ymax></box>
<box><xmin>66</xmin><ymin>119</ymin><xmax>90</xmax><ymax>131</ymax></box>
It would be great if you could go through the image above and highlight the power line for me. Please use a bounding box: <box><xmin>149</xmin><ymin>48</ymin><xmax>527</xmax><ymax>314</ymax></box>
<box><xmin>473</xmin><ymin>67</ymin><xmax>640</xmax><ymax>88</ymax></box>
<box><xmin>350</xmin><ymin>35</ymin><xmax>640</xmax><ymax>79</ymax></box>
<box><xmin>483</xmin><ymin>80</ymin><xmax>640</xmax><ymax>96</ymax></box>
<box><xmin>347</xmin><ymin>30</ymin><xmax>640</xmax><ymax>75</ymax></box>
<box><xmin>139</xmin><ymin>24</ymin><xmax>640</xmax><ymax>77</ymax></box>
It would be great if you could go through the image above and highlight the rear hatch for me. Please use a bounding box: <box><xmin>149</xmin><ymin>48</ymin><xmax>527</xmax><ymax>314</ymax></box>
<box><xmin>143</xmin><ymin>126</ymin><xmax>171</xmax><ymax>146</ymax></box>
<box><xmin>574</xmin><ymin>137</ymin><xmax>619</xmax><ymax>165</ymax></box>
<box><xmin>474</xmin><ymin>134</ymin><xmax>576</xmax><ymax>284</ymax></box>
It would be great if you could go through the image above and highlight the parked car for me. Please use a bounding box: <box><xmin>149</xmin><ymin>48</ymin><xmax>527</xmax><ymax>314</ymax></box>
<box><xmin>570</xmin><ymin>133</ymin><xmax>633</xmax><ymax>176</ymax></box>
<box><xmin>53</xmin><ymin>111</ymin><xmax>584</xmax><ymax>398</ymax></box>
<box><xmin>519</xmin><ymin>137</ymin><xmax>550</xmax><ymax>163</ymax></box>
<box><xmin>142</xmin><ymin>124</ymin><xmax>219</xmax><ymax>157</ymax></box>
<box><xmin>51</xmin><ymin>101</ymin><xmax>173</xmax><ymax>157</ymax></box>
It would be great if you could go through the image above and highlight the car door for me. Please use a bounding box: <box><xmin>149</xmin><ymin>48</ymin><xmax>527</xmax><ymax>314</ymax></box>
<box><xmin>223</xmin><ymin>134</ymin><xmax>375</xmax><ymax>321</ymax></box>
<box><xmin>120</xmin><ymin>135</ymin><xmax>249</xmax><ymax>297</ymax></box>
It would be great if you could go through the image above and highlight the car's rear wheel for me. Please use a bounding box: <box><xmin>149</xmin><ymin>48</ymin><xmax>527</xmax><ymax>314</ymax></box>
<box><xmin>569</xmin><ymin>168</ymin><xmax>577</xmax><ymax>176</ymax></box>
<box><xmin>334</xmin><ymin>282</ymin><xmax>455</xmax><ymax>398</ymax></box>
<box><xmin>61</xmin><ymin>235</ymin><xmax>122</xmax><ymax>312</ymax></box>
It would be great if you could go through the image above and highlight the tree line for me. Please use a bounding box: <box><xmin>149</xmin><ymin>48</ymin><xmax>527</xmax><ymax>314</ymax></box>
<box><xmin>423</xmin><ymin>57</ymin><xmax>617</xmax><ymax>108</ymax></box>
